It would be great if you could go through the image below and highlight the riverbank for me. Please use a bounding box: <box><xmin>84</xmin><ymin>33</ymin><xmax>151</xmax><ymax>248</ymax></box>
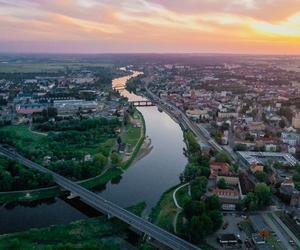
<box><xmin>0</xmin><ymin>202</ymin><xmax>146</xmax><ymax>249</ymax></box>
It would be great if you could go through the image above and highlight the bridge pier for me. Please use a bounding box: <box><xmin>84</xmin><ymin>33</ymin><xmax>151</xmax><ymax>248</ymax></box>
<box><xmin>67</xmin><ymin>192</ymin><xmax>78</xmax><ymax>199</ymax></box>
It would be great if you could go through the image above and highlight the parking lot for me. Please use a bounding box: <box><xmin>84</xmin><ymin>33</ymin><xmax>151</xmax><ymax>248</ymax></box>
<box><xmin>206</xmin><ymin>213</ymin><xmax>248</xmax><ymax>249</ymax></box>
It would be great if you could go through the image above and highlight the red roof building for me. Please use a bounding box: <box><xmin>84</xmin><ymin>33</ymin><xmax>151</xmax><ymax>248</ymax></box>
<box><xmin>209</xmin><ymin>162</ymin><xmax>230</xmax><ymax>178</ymax></box>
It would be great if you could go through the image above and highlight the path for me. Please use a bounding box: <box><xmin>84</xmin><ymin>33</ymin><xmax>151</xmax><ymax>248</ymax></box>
<box><xmin>173</xmin><ymin>183</ymin><xmax>189</xmax><ymax>209</ymax></box>
<box><xmin>172</xmin><ymin>183</ymin><xmax>190</xmax><ymax>234</ymax></box>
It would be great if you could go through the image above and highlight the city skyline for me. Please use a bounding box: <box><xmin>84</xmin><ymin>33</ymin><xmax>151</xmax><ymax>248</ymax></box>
<box><xmin>1</xmin><ymin>0</ymin><xmax>300</xmax><ymax>54</ymax></box>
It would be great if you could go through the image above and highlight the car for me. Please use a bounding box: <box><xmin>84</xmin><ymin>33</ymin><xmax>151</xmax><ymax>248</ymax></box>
<box><xmin>289</xmin><ymin>239</ymin><xmax>295</xmax><ymax>246</ymax></box>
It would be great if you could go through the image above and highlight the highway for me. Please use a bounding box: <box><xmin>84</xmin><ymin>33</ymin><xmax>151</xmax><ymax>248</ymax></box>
<box><xmin>0</xmin><ymin>146</ymin><xmax>200</xmax><ymax>250</ymax></box>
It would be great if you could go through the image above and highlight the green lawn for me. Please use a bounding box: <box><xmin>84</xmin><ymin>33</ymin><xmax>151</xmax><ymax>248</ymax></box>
<box><xmin>0</xmin><ymin>202</ymin><xmax>146</xmax><ymax>250</ymax></box>
<box><xmin>121</xmin><ymin>111</ymin><xmax>143</xmax><ymax>151</ymax></box>
<box><xmin>175</xmin><ymin>185</ymin><xmax>190</xmax><ymax>208</ymax></box>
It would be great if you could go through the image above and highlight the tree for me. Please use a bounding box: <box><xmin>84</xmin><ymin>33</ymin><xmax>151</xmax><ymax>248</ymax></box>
<box><xmin>189</xmin><ymin>215</ymin><xmax>213</xmax><ymax>242</ymax></box>
<box><xmin>117</xmin><ymin>136</ymin><xmax>122</xmax><ymax>145</ymax></box>
<box><xmin>0</xmin><ymin>170</ymin><xmax>13</xmax><ymax>191</ymax></box>
<box><xmin>255</xmin><ymin>171</ymin><xmax>267</xmax><ymax>182</ymax></box>
<box><xmin>254</xmin><ymin>183</ymin><xmax>271</xmax><ymax>207</ymax></box>
<box><xmin>184</xmin><ymin>200</ymin><xmax>206</xmax><ymax>221</ymax></box>
<box><xmin>185</xmin><ymin>131</ymin><xmax>201</xmax><ymax>155</ymax></box>
<box><xmin>190</xmin><ymin>176</ymin><xmax>208</xmax><ymax>200</ymax></box>
<box><xmin>208</xmin><ymin>209</ymin><xmax>223</xmax><ymax>231</ymax></box>
<box><xmin>215</xmin><ymin>151</ymin><xmax>231</xmax><ymax>164</ymax></box>
<box><xmin>217</xmin><ymin>178</ymin><xmax>227</xmax><ymax>189</ymax></box>
<box><xmin>243</xmin><ymin>192</ymin><xmax>258</xmax><ymax>210</ymax></box>
<box><xmin>111</xmin><ymin>152</ymin><xmax>121</xmax><ymax>165</ymax></box>
<box><xmin>94</xmin><ymin>153</ymin><xmax>107</xmax><ymax>168</ymax></box>
<box><xmin>206</xmin><ymin>195</ymin><xmax>222</xmax><ymax>210</ymax></box>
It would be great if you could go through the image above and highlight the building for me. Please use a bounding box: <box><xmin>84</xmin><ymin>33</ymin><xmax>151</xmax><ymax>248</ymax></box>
<box><xmin>53</xmin><ymin>99</ymin><xmax>98</xmax><ymax>115</ymax></box>
<box><xmin>16</xmin><ymin>103</ymin><xmax>48</xmax><ymax>115</ymax></box>
<box><xmin>282</xmin><ymin>132</ymin><xmax>300</xmax><ymax>146</ymax></box>
<box><xmin>237</xmin><ymin>151</ymin><xmax>298</xmax><ymax>168</ymax></box>
<box><xmin>292</xmin><ymin>112</ymin><xmax>300</xmax><ymax>129</ymax></box>
<box><xmin>213</xmin><ymin>188</ymin><xmax>240</xmax><ymax>210</ymax></box>
<box><xmin>186</xmin><ymin>109</ymin><xmax>208</xmax><ymax>119</ymax></box>
<box><xmin>250</xmin><ymin>162</ymin><xmax>264</xmax><ymax>174</ymax></box>
<box><xmin>209</xmin><ymin>162</ymin><xmax>230</xmax><ymax>178</ymax></box>
<box><xmin>218</xmin><ymin>111</ymin><xmax>238</xmax><ymax>119</ymax></box>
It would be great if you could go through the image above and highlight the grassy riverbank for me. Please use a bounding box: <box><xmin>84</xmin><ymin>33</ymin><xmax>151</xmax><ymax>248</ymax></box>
<box><xmin>0</xmin><ymin>202</ymin><xmax>146</xmax><ymax>250</ymax></box>
<box><xmin>150</xmin><ymin>185</ymin><xmax>179</xmax><ymax>233</ymax></box>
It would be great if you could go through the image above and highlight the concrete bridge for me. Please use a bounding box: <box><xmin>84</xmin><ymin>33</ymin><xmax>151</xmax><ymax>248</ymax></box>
<box><xmin>129</xmin><ymin>100</ymin><xmax>155</xmax><ymax>107</ymax></box>
<box><xmin>0</xmin><ymin>146</ymin><xmax>200</xmax><ymax>250</ymax></box>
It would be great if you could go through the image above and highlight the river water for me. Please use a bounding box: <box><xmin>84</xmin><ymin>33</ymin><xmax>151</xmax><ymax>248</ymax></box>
<box><xmin>0</xmin><ymin>71</ymin><xmax>187</xmax><ymax>233</ymax></box>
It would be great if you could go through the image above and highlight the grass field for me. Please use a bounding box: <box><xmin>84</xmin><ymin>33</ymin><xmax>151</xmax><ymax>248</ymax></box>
<box><xmin>0</xmin><ymin>62</ymin><xmax>113</xmax><ymax>73</ymax></box>
<box><xmin>121</xmin><ymin>111</ymin><xmax>143</xmax><ymax>152</ymax></box>
<box><xmin>150</xmin><ymin>186</ymin><xmax>179</xmax><ymax>233</ymax></box>
<box><xmin>0</xmin><ymin>202</ymin><xmax>146</xmax><ymax>250</ymax></box>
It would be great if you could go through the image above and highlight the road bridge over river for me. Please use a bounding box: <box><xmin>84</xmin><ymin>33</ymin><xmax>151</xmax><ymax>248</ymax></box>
<box><xmin>0</xmin><ymin>146</ymin><xmax>200</xmax><ymax>250</ymax></box>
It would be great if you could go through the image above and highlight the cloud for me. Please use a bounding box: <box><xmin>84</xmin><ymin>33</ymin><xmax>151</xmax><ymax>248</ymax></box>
<box><xmin>0</xmin><ymin>0</ymin><xmax>300</xmax><ymax>53</ymax></box>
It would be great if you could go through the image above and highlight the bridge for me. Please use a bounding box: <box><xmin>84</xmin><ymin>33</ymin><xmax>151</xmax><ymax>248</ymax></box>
<box><xmin>129</xmin><ymin>100</ymin><xmax>155</xmax><ymax>107</ymax></box>
<box><xmin>0</xmin><ymin>147</ymin><xmax>200</xmax><ymax>250</ymax></box>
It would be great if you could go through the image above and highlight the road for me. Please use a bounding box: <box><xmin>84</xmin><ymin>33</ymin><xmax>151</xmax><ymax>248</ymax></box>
<box><xmin>0</xmin><ymin>147</ymin><xmax>200</xmax><ymax>250</ymax></box>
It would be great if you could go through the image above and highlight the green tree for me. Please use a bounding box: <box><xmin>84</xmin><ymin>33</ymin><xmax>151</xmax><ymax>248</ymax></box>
<box><xmin>94</xmin><ymin>153</ymin><xmax>108</xmax><ymax>168</ymax></box>
<box><xmin>208</xmin><ymin>209</ymin><xmax>223</xmax><ymax>231</ymax></box>
<box><xmin>189</xmin><ymin>215</ymin><xmax>213</xmax><ymax>242</ymax></box>
<box><xmin>255</xmin><ymin>183</ymin><xmax>271</xmax><ymax>207</ymax></box>
<box><xmin>111</xmin><ymin>152</ymin><xmax>121</xmax><ymax>166</ymax></box>
<box><xmin>184</xmin><ymin>200</ymin><xmax>206</xmax><ymax>221</ymax></box>
<box><xmin>255</xmin><ymin>171</ymin><xmax>267</xmax><ymax>182</ymax></box>
<box><xmin>217</xmin><ymin>178</ymin><xmax>227</xmax><ymax>189</ymax></box>
<box><xmin>206</xmin><ymin>195</ymin><xmax>222</xmax><ymax>210</ymax></box>
<box><xmin>185</xmin><ymin>131</ymin><xmax>201</xmax><ymax>155</ymax></box>
<box><xmin>243</xmin><ymin>192</ymin><xmax>258</xmax><ymax>210</ymax></box>
<box><xmin>215</xmin><ymin>151</ymin><xmax>231</xmax><ymax>164</ymax></box>
<box><xmin>190</xmin><ymin>176</ymin><xmax>208</xmax><ymax>200</ymax></box>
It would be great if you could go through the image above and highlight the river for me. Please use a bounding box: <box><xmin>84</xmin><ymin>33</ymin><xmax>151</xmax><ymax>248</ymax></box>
<box><xmin>0</xmin><ymin>70</ymin><xmax>188</xmax><ymax>233</ymax></box>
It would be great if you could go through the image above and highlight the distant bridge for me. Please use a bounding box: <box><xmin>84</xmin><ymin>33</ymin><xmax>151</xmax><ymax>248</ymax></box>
<box><xmin>129</xmin><ymin>100</ymin><xmax>155</xmax><ymax>107</ymax></box>
<box><xmin>0</xmin><ymin>147</ymin><xmax>200</xmax><ymax>250</ymax></box>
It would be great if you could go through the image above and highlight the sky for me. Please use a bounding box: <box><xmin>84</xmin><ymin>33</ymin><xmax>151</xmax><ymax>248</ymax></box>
<box><xmin>1</xmin><ymin>0</ymin><xmax>300</xmax><ymax>54</ymax></box>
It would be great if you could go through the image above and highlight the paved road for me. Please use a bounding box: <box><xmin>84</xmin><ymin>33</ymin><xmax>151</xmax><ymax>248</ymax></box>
<box><xmin>271</xmin><ymin>212</ymin><xmax>300</xmax><ymax>248</ymax></box>
<box><xmin>0</xmin><ymin>147</ymin><xmax>200</xmax><ymax>250</ymax></box>
<box><xmin>262</xmin><ymin>213</ymin><xmax>292</xmax><ymax>250</ymax></box>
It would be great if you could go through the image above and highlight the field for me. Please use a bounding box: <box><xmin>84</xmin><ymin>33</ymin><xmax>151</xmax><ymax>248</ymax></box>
<box><xmin>150</xmin><ymin>186</ymin><xmax>178</xmax><ymax>233</ymax></box>
<box><xmin>0</xmin><ymin>62</ymin><xmax>113</xmax><ymax>73</ymax></box>
<box><xmin>121</xmin><ymin>111</ymin><xmax>143</xmax><ymax>152</ymax></box>
<box><xmin>0</xmin><ymin>202</ymin><xmax>146</xmax><ymax>250</ymax></box>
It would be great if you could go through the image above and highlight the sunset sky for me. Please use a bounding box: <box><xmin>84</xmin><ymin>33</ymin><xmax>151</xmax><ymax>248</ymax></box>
<box><xmin>1</xmin><ymin>0</ymin><xmax>300</xmax><ymax>54</ymax></box>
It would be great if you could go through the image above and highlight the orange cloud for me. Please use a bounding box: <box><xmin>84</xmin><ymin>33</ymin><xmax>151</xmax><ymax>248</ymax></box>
<box><xmin>0</xmin><ymin>0</ymin><xmax>300</xmax><ymax>53</ymax></box>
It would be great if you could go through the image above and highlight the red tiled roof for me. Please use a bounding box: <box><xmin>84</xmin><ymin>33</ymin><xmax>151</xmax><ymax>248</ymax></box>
<box><xmin>209</xmin><ymin>162</ymin><xmax>230</xmax><ymax>177</ymax></box>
